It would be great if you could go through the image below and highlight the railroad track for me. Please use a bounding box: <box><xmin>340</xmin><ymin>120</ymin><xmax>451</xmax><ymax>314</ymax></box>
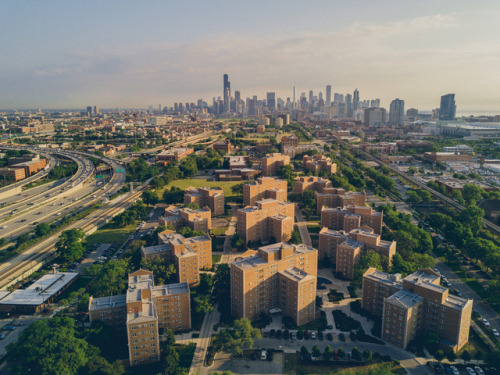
<box><xmin>0</xmin><ymin>187</ymin><xmax>146</xmax><ymax>289</ymax></box>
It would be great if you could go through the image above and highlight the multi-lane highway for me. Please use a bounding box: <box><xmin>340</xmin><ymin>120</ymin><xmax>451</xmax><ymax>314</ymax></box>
<box><xmin>0</xmin><ymin>151</ymin><xmax>96</xmax><ymax>240</ymax></box>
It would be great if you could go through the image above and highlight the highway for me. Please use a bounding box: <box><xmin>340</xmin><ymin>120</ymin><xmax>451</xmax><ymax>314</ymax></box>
<box><xmin>0</xmin><ymin>151</ymin><xmax>96</xmax><ymax>240</ymax></box>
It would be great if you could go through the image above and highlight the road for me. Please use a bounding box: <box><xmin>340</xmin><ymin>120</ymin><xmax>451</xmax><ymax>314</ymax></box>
<box><xmin>189</xmin><ymin>304</ymin><xmax>220</xmax><ymax>375</ymax></box>
<box><xmin>295</xmin><ymin>205</ymin><xmax>312</xmax><ymax>247</ymax></box>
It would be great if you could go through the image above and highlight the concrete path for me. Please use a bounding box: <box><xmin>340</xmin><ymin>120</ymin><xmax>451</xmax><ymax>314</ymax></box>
<box><xmin>222</xmin><ymin>203</ymin><xmax>238</xmax><ymax>263</ymax></box>
<box><xmin>189</xmin><ymin>304</ymin><xmax>221</xmax><ymax>375</ymax></box>
<box><xmin>294</xmin><ymin>205</ymin><xmax>312</xmax><ymax>247</ymax></box>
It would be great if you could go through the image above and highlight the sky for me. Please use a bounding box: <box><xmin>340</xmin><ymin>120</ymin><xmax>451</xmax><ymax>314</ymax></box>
<box><xmin>1</xmin><ymin>0</ymin><xmax>500</xmax><ymax>112</ymax></box>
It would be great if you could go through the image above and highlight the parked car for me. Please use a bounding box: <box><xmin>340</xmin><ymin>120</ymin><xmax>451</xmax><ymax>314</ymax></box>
<box><xmin>482</xmin><ymin>318</ymin><xmax>490</xmax><ymax>327</ymax></box>
<box><xmin>466</xmin><ymin>367</ymin><xmax>476</xmax><ymax>375</ymax></box>
<box><xmin>291</xmin><ymin>332</ymin><xmax>296</xmax><ymax>340</ymax></box>
<box><xmin>449</xmin><ymin>366</ymin><xmax>459</xmax><ymax>375</ymax></box>
<box><xmin>339</xmin><ymin>333</ymin><xmax>345</xmax><ymax>342</ymax></box>
<box><xmin>326</xmin><ymin>333</ymin><xmax>333</xmax><ymax>341</ymax></box>
<box><xmin>270</xmin><ymin>329</ymin><xmax>275</xmax><ymax>338</ymax></box>
<box><xmin>3</xmin><ymin>325</ymin><xmax>16</xmax><ymax>331</ymax></box>
<box><xmin>493</xmin><ymin>328</ymin><xmax>499</xmax><ymax>337</ymax></box>
<box><xmin>261</xmin><ymin>350</ymin><xmax>267</xmax><ymax>360</ymax></box>
<box><xmin>433</xmin><ymin>363</ymin><xmax>442</xmax><ymax>374</ymax></box>
<box><xmin>0</xmin><ymin>334</ymin><xmax>5</xmax><ymax>339</ymax></box>
<box><xmin>318</xmin><ymin>331</ymin><xmax>324</xmax><ymax>340</ymax></box>
<box><xmin>310</xmin><ymin>332</ymin><xmax>316</xmax><ymax>340</ymax></box>
<box><xmin>474</xmin><ymin>366</ymin><xmax>484</xmax><ymax>375</ymax></box>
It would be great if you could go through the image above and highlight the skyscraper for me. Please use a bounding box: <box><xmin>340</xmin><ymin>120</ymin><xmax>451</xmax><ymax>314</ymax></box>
<box><xmin>439</xmin><ymin>94</ymin><xmax>456</xmax><ymax>121</ymax></box>
<box><xmin>266</xmin><ymin>92</ymin><xmax>276</xmax><ymax>112</ymax></box>
<box><xmin>325</xmin><ymin>85</ymin><xmax>332</xmax><ymax>106</ymax></box>
<box><xmin>223</xmin><ymin>74</ymin><xmax>231</xmax><ymax>113</ymax></box>
<box><xmin>389</xmin><ymin>99</ymin><xmax>405</xmax><ymax>125</ymax></box>
<box><xmin>345</xmin><ymin>94</ymin><xmax>352</xmax><ymax>117</ymax></box>
<box><xmin>353</xmin><ymin>89</ymin><xmax>359</xmax><ymax>111</ymax></box>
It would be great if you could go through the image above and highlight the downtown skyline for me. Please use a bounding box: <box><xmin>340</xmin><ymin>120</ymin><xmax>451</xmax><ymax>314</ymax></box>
<box><xmin>1</xmin><ymin>0</ymin><xmax>500</xmax><ymax>112</ymax></box>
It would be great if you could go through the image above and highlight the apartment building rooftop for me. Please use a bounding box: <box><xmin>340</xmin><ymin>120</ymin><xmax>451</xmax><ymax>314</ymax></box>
<box><xmin>403</xmin><ymin>269</ymin><xmax>441</xmax><ymax>285</ymax></box>
<box><xmin>259</xmin><ymin>242</ymin><xmax>315</xmax><ymax>257</ymax></box>
<box><xmin>443</xmin><ymin>294</ymin><xmax>472</xmax><ymax>311</ymax></box>
<box><xmin>142</xmin><ymin>244</ymin><xmax>171</xmax><ymax>256</ymax></box>
<box><xmin>279</xmin><ymin>267</ymin><xmax>315</xmax><ymax>282</ymax></box>
<box><xmin>386</xmin><ymin>290</ymin><xmax>424</xmax><ymax>309</ymax></box>
<box><xmin>364</xmin><ymin>269</ymin><xmax>402</xmax><ymax>287</ymax></box>
<box><xmin>127</xmin><ymin>301</ymin><xmax>156</xmax><ymax>322</ymax></box>
<box><xmin>89</xmin><ymin>294</ymin><xmax>126</xmax><ymax>311</ymax></box>
<box><xmin>232</xmin><ymin>255</ymin><xmax>268</xmax><ymax>269</ymax></box>
<box><xmin>152</xmin><ymin>282</ymin><xmax>189</xmax><ymax>297</ymax></box>
<box><xmin>343</xmin><ymin>239</ymin><xmax>364</xmax><ymax>248</ymax></box>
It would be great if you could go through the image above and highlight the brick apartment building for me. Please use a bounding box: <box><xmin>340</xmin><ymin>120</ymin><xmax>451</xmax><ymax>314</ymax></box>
<box><xmin>141</xmin><ymin>232</ymin><xmax>212</xmax><ymax>286</ymax></box>
<box><xmin>159</xmin><ymin>206</ymin><xmax>212</xmax><ymax>232</ymax></box>
<box><xmin>321</xmin><ymin>206</ymin><xmax>383</xmax><ymax>234</ymax></box>
<box><xmin>231</xmin><ymin>242</ymin><xmax>318</xmax><ymax>326</ymax></box>
<box><xmin>293</xmin><ymin>176</ymin><xmax>332</xmax><ymax>195</ymax></box>
<box><xmin>156</xmin><ymin>148</ymin><xmax>193</xmax><ymax>163</ymax></box>
<box><xmin>89</xmin><ymin>270</ymin><xmax>191</xmax><ymax>366</ymax></box>
<box><xmin>319</xmin><ymin>227</ymin><xmax>396</xmax><ymax>279</ymax></box>
<box><xmin>243</xmin><ymin>177</ymin><xmax>287</xmax><ymax>206</ymax></box>
<box><xmin>0</xmin><ymin>167</ymin><xmax>26</xmax><ymax>182</ymax></box>
<box><xmin>261</xmin><ymin>153</ymin><xmax>290</xmax><ymax>176</ymax></box>
<box><xmin>237</xmin><ymin>199</ymin><xmax>295</xmax><ymax>244</ymax></box>
<box><xmin>362</xmin><ymin>268</ymin><xmax>472</xmax><ymax>352</ymax></box>
<box><xmin>303</xmin><ymin>155</ymin><xmax>337</xmax><ymax>175</ymax></box>
<box><xmin>315</xmin><ymin>188</ymin><xmax>366</xmax><ymax>214</ymax></box>
<box><xmin>213</xmin><ymin>139</ymin><xmax>231</xmax><ymax>154</ymax></box>
<box><xmin>184</xmin><ymin>187</ymin><xmax>225</xmax><ymax>216</ymax></box>
<box><xmin>423</xmin><ymin>152</ymin><xmax>472</xmax><ymax>163</ymax></box>
<box><xmin>9</xmin><ymin>157</ymin><xmax>47</xmax><ymax>177</ymax></box>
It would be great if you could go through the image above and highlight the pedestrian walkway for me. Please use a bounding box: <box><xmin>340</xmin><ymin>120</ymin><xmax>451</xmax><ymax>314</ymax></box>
<box><xmin>295</xmin><ymin>205</ymin><xmax>312</xmax><ymax>247</ymax></box>
<box><xmin>189</xmin><ymin>304</ymin><xmax>220</xmax><ymax>375</ymax></box>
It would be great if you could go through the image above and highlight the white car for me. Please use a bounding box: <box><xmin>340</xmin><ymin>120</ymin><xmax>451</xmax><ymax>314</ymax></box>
<box><xmin>482</xmin><ymin>318</ymin><xmax>490</xmax><ymax>327</ymax></box>
<box><xmin>260</xmin><ymin>350</ymin><xmax>267</xmax><ymax>360</ymax></box>
<box><xmin>450</xmin><ymin>366</ymin><xmax>459</xmax><ymax>375</ymax></box>
<box><xmin>466</xmin><ymin>367</ymin><xmax>476</xmax><ymax>375</ymax></box>
<box><xmin>493</xmin><ymin>328</ymin><xmax>499</xmax><ymax>337</ymax></box>
<box><xmin>474</xmin><ymin>366</ymin><xmax>484</xmax><ymax>375</ymax></box>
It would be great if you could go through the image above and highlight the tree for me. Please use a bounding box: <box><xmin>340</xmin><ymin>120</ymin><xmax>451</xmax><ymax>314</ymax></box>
<box><xmin>461</xmin><ymin>350</ymin><xmax>471</xmax><ymax>363</ymax></box>
<box><xmin>7</xmin><ymin>316</ymin><xmax>121</xmax><ymax>375</ymax></box>
<box><xmin>312</xmin><ymin>345</ymin><xmax>321</xmax><ymax>358</ymax></box>
<box><xmin>363</xmin><ymin>350</ymin><xmax>372</xmax><ymax>362</ymax></box>
<box><xmin>163</xmin><ymin>186</ymin><xmax>184</xmax><ymax>204</ymax></box>
<box><xmin>140</xmin><ymin>257</ymin><xmax>176</xmax><ymax>285</ymax></box>
<box><xmin>87</xmin><ymin>260</ymin><xmax>130</xmax><ymax>297</ymax></box>
<box><xmin>231</xmin><ymin>183</ymin><xmax>244</xmax><ymax>196</ymax></box>
<box><xmin>218</xmin><ymin>318</ymin><xmax>261</xmax><ymax>356</ymax></box>
<box><xmin>290</xmin><ymin>229</ymin><xmax>301</xmax><ymax>244</ymax></box>
<box><xmin>434</xmin><ymin>350</ymin><xmax>445</xmax><ymax>362</ymax></box>
<box><xmin>458</xmin><ymin>205</ymin><xmax>484</xmax><ymax>236</ymax></box>
<box><xmin>324</xmin><ymin>345</ymin><xmax>334</xmax><ymax>360</ymax></box>
<box><xmin>462</xmin><ymin>184</ymin><xmax>484</xmax><ymax>205</ymax></box>
<box><xmin>351</xmin><ymin>347</ymin><xmax>362</xmax><ymax>361</ymax></box>
<box><xmin>337</xmin><ymin>347</ymin><xmax>346</xmax><ymax>359</ymax></box>
<box><xmin>56</xmin><ymin>228</ymin><xmax>85</xmax><ymax>263</ymax></box>
<box><xmin>35</xmin><ymin>222</ymin><xmax>51</xmax><ymax>237</ymax></box>
<box><xmin>231</xmin><ymin>232</ymin><xmax>245</xmax><ymax>251</ymax></box>
<box><xmin>184</xmin><ymin>202</ymin><xmax>199</xmax><ymax>210</ymax></box>
<box><xmin>446</xmin><ymin>350</ymin><xmax>456</xmax><ymax>362</ymax></box>
<box><xmin>194</xmin><ymin>295</ymin><xmax>214</xmax><ymax>315</ymax></box>
<box><xmin>161</xmin><ymin>346</ymin><xmax>180</xmax><ymax>375</ymax></box>
<box><xmin>141</xmin><ymin>190</ymin><xmax>158</xmax><ymax>206</ymax></box>
<box><xmin>300</xmin><ymin>346</ymin><xmax>309</xmax><ymax>360</ymax></box>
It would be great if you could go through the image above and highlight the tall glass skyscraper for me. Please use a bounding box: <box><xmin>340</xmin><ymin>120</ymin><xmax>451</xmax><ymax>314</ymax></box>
<box><xmin>389</xmin><ymin>98</ymin><xmax>405</xmax><ymax>125</ymax></box>
<box><xmin>439</xmin><ymin>94</ymin><xmax>456</xmax><ymax>120</ymax></box>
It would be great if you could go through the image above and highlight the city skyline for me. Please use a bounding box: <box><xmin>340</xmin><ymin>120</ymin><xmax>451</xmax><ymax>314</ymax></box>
<box><xmin>1</xmin><ymin>1</ymin><xmax>500</xmax><ymax>112</ymax></box>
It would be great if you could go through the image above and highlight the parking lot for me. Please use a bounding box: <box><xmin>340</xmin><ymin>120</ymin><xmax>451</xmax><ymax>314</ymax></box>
<box><xmin>209</xmin><ymin>351</ymin><xmax>283</xmax><ymax>375</ymax></box>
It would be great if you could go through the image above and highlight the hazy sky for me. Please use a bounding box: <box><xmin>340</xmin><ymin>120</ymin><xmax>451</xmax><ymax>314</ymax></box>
<box><xmin>2</xmin><ymin>0</ymin><xmax>500</xmax><ymax>112</ymax></box>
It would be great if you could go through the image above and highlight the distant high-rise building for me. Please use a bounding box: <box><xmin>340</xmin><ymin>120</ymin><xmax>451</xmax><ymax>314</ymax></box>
<box><xmin>364</xmin><ymin>107</ymin><xmax>387</xmax><ymax>126</ymax></box>
<box><xmin>248</xmin><ymin>99</ymin><xmax>256</xmax><ymax>116</ymax></box>
<box><xmin>234</xmin><ymin>90</ymin><xmax>241</xmax><ymax>103</ymax></box>
<box><xmin>334</xmin><ymin>93</ymin><xmax>344</xmax><ymax>104</ymax></box>
<box><xmin>267</xmin><ymin>92</ymin><xmax>276</xmax><ymax>112</ymax></box>
<box><xmin>389</xmin><ymin>99</ymin><xmax>405</xmax><ymax>125</ymax></box>
<box><xmin>439</xmin><ymin>94</ymin><xmax>456</xmax><ymax>121</ymax></box>
<box><xmin>353</xmin><ymin>89</ymin><xmax>359</xmax><ymax>111</ymax></box>
<box><xmin>93</xmin><ymin>106</ymin><xmax>99</xmax><ymax>115</ymax></box>
<box><xmin>308</xmin><ymin>90</ymin><xmax>313</xmax><ymax>105</ymax></box>
<box><xmin>223</xmin><ymin>74</ymin><xmax>231</xmax><ymax>113</ymax></box>
<box><xmin>325</xmin><ymin>85</ymin><xmax>332</xmax><ymax>106</ymax></box>
<box><xmin>345</xmin><ymin>94</ymin><xmax>352</xmax><ymax>117</ymax></box>
<box><xmin>406</xmin><ymin>108</ymin><xmax>419</xmax><ymax>122</ymax></box>
<box><xmin>86</xmin><ymin>106</ymin><xmax>92</xmax><ymax>115</ymax></box>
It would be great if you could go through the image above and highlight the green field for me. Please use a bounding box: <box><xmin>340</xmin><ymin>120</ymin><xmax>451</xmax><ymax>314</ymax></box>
<box><xmin>85</xmin><ymin>223</ymin><xmax>137</xmax><ymax>246</ymax></box>
<box><xmin>158</xmin><ymin>178</ymin><xmax>242</xmax><ymax>197</ymax></box>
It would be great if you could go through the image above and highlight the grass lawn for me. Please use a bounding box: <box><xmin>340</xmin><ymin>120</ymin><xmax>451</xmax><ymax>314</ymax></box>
<box><xmin>284</xmin><ymin>353</ymin><xmax>403</xmax><ymax>375</ymax></box>
<box><xmin>85</xmin><ymin>223</ymin><xmax>137</xmax><ymax>246</ymax></box>
<box><xmin>299</xmin><ymin>311</ymin><xmax>328</xmax><ymax>331</ymax></box>
<box><xmin>158</xmin><ymin>178</ymin><xmax>242</xmax><ymax>198</ymax></box>
<box><xmin>210</xmin><ymin>226</ymin><xmax>229</xmax><ymax>236</ymax></box>
<box><xmin>212</xmin><ymin>254</ymin><xmax>222</xmax><ymax>264</ymax></box>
